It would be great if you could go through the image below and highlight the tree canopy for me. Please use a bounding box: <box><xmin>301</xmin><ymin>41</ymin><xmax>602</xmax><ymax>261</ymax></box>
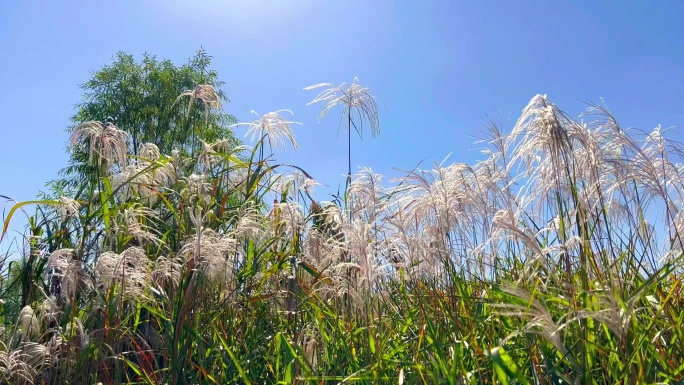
<box><xmin>52</xmin><ymin>48</ymin><xmax>238</xmax><ymax>192</ymax></box>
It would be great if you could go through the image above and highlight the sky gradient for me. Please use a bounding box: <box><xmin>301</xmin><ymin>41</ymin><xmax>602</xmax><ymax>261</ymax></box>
<box><xmin>1</xmin><ymin>0</ymin><xmax>683</xmax><ymax>251</ymax></box>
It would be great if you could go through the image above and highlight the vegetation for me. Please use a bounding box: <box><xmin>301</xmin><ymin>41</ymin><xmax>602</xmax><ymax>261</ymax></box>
<box><xmin>52</xmin><ymin>49</ymin><xmax>238</xmax><ymax>194</ymax></box>
<box><xmin>1</xmin><ymin>51</ymin><xmax>683</xmax><ymax>383</ymax></box>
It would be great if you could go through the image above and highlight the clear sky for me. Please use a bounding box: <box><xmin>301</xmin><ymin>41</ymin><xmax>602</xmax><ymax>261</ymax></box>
<box><xmin>1</xmin><ymin>0</ymin><xmax>683</xmax><ymax>251</ymax></box>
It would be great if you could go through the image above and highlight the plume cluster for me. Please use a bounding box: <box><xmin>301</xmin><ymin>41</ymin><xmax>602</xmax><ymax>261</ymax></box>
<box><xmin>5</xmin><ymin>89</ymin><xmax>683</xmax><ymax>383</ymax></box>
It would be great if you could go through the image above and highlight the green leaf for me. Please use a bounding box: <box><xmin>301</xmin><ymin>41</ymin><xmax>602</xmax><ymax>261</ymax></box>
<box><xmin>217</xmin><ymin>333</ymin><xmax>252</xmax><ymax>385</ymax></box>
<box><xmin>490</xmin><ymin>346</ymin><xmax>530</xmax><ymax>385</ymax></box>
<box><xmin>1</xmin><ymin>200</ymin><xmax>61</xmax><ymax>242</ymax></box>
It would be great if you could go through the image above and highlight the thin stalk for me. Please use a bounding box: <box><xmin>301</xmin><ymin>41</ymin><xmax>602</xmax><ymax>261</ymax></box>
<box><xmin>346</xmin><ymin>110</ymin><xmax>352</xmax><ymax>221</ymax></box>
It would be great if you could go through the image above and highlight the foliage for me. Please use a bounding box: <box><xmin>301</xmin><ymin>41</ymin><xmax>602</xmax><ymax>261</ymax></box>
<box><xmin>1</xmin><ymin>74</ymin><xmax>684</xmax><ymax>384</ymax></box>
<box><xmin>52</xmin><ymin>49</ymin><xmax>238</xmax><ymax>193</ymax></box>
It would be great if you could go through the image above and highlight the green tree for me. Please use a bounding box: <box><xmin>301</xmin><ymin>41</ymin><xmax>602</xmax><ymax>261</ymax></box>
<box><xmin>52</xmin><ymin>48</ymin><xmax>238</xmax><ymax>192</ymax></box>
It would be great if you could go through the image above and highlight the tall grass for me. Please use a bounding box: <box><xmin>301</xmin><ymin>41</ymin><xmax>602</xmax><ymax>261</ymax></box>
<box><xmin>1</xmin><ymin>88</ymin><xmax>683</xmax><ymax>384</ymax></box>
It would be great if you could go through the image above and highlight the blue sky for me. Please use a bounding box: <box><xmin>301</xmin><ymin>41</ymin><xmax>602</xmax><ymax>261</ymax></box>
<box><xmin>1</xmin><ymin>0</ymin><xmax>683</xmax><ymax>251</ymax></box>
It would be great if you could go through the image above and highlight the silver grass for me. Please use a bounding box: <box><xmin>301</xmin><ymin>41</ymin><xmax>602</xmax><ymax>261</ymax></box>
<box><xmin>57</xmin><ymin>196</ymin><xmax>80</xmax><ymax>221</ymax></box>
<box><xmin>47</xmin><ymin>248</ymin><xmax>73</xmax><ymax>277</ymax></box>
<box><xmin>113</xmin><ymin>203</ymin><xmax>163</xmax><ymax>248</ymax></box>
<box><xmin>495</xmin><ymin>286</ymin><xmax>582</xmax><ymax>371</ymax></box>
<box><xmin>112</xmin><ymin>152</ymin><xmax>176</xmax><ymax>204</ymax></box>
<box><xmin>510</xmin><ymin>95</ymin><xmax>573</xmax><ymax>169</ymax></box>
<box><xmin>47</xmin><ymin>249</ymin><xmax>91</xmax><ymax>304</ymax></box>
<box><xmin>152</xmin><ymin>255</ymin><xmax>184</xmax><ymax>289</ymax></box>
<box><xmin>63</xmin><ymin>317</ymin><xmax>89</xmax><ymax>351</ymax></box>
<box><xmin>322</xmin><ymin>203</ymin><xmax>344</xmax><ymax>228</ymax></box>
<box><xmin>491</xmin><ymin>208</ymin><xmax>548</xmax><ymax>271</ymax></box>
<box><xmin>344</xmin><ymin>218</ymin><xmax>383</xmax><ymax>291</ymax></box>
<box><xmin>44</xmin><ymin>334</ymin><xmax>65</xmax><ymax>367</ymax></box>
<box><xmin>0</xmin><ymin>341</ymin><xmax>50</xmax><ymax>385</ymax></box>
<box><xmin>233</xmin><ymin>204</ymin><xmax>266</xmax><ymax>241</ymax></box>
<box><xmin>507</xmin><ymin>95</ymin><xmax>583</xmax><ymax>210</ymax></box>
<box><xmin>175</xmin><ymin>84</ymin><xmax>221</xmax><ymax>124</ymax></box>
<box><xmin>170</xmin><ymin>148</ymin><xmax>193</xmax><ymax>176</ymax></box>
<box><xmin>37</xmin><ymin>298</ymin><xmax>61</xmax><ymax>328</ymax></box>
<box><xmin>140</xmin><ymin>142</ymin><xmax>161</xmax><ymax>161</ymax></box>
<box><xmin>18</xmin><ymin>306</ymin><xmax>39</xmax><ymax>338</ymax></box>
<box><xmin>392</xmin><ymin>161</ymin><xmax>476</xmax><ymax>230</ymax></box>
<box><xmin>95</xmin><ymin>247</ymin><xmax>151</xmax><ymax>299</ymax></box>
<box><xmin>588</xmin><ymin>288</ymin><xmax>636</xmax><ymax>345</ymax></box>
<box><xmin>232</xmin><ymin>110</ymin><xmax>301</xmax><ymax>151</ymax></box>
<box><xmin>297</xmin><ymin>325</ymin><xmax>320</xmax><ymax>370</ymax></box>
<box><xmin>304</xmin><ymin>78</ymin><xmax>381</xmax><ymax>139</ymax></box>
<box><xmin>304</xmin><ymin>210</ymin><xmax>348</xmax><ymax>264</ymax></box>
<box><xmin>630</xmin><ymin>126</ymin><xmax>684</xmax><ymax>205</ymax></box>
<box><xmin>303</xmin><ymin>230</ymin><xmax>333</xmax><ymax>269</ymax></box>
<box><xmin>271</xmin><ymin>202</ymin><xmax>305</xmax><ymax>237</ymax></box>
<box><xmin>390</xmin><ymin>161</ymin><xmax>483</xmax><ymax>271</ymax></box>
<box><xmin>302</xmin><ymin>203</ymin><xmax>346</xmax><ymax>274</ymax></box>
<box><xmin>381</xmin><ymin>209</ymin><xmax>440</xmax><ymax>278</ymax></box>
<box><xmin>198</xmin><ymin>139</ymin><xmax>219</xmax><ymax>169</ymax></box>
<box><xmin>272</xmin><ymin>171</ymin><xmax>319</xmax><ymax>200</ymax></box>
<box><xmin>181</xmin><ymin>173</ymin><xmax>211</xmax><ymax>206</ymax></box>
<box><xmin>226</xmin><ymin>161</ymin><xmax>250</xmax><ymax>188</ymax></box>
<box><xmin>111</xmin><ymin>164</ymin><xmax>156</xmax><ymax>203</ymax></box>
<box><xmin>69</xmin><ymin>120</ymin><xmax>128</xmax><ymax>169</ymax></box>
<box><xmin>349</xmin><ymin>167</ymin><xmax>386</xmax><ymax>222</ymax></box>
<box><xmin>181</xmin><ymin>228</ymin><xmax>237</xmax><ymax>285</ymax></box>
<box><xmin>197</xmin><ymin>138</ymin><xmax>238</xmax><ymax>169</ymax></box>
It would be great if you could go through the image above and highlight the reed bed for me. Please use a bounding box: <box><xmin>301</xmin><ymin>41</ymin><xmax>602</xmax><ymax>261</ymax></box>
<box><xmin>1</xmin><ymin>88</ymin><xmax>682</xmax><ymax>384</ymax></box>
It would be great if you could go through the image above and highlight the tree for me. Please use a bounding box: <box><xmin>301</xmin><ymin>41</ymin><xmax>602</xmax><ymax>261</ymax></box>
<box><xmin>51</xmin><ymin>48</ymin><xmax>238</xmax><ymax>192</ymax></box>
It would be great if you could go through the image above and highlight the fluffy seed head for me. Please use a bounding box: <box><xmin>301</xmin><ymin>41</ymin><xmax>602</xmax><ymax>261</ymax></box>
<box><xmin>69</xmin><ymin>120</ymin><xmax>128</xmax><ymax>169</ymax></box>
<box><xmin>232</xmin><ymin>110</ymin><xmax>301</xmax><ymax>152</ymax></box>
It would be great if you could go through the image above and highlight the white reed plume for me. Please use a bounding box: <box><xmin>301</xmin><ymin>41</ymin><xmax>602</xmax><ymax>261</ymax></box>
<box><xmin>0</xmin><ymin>341</ymin><xmax>50</xmax><ymax>385</ymax></box>
<box><xmin>95</xmin><ymin>247</ymin><xmax>151</xmax><ymax>299</ymax></box>
<box><xmin>181</xmin><ymin>229</ymin><xmax>237</xmax><ymax>285</ymax></box>
<box><xmin>197</xmin><ymin>138</ymin><xmax>237</xmax><ymax>169</ymax></box>
<box><xmin>588</xmin><ymin>287</ymin><xmax>639</xmax><ymax>345</ymax></box>
<box><xmin>112</xmin><ymin>150</ymin><xmax>176</xmax><ymax>204</ymax></box>
<box><xmin>57</xmin><ymin>196</ymin><xmax>80</xmax><ymax>221</ymax></box>
<box><xmin>47</xmin><ymin>248</ymin><xmax>72</xmax><ymax>277</ymax></box>
<box><xmin>121</xmin><ymin>204</ymin><xmax>163</xmax><ymax>247</ymax></box>
<box><xmin>37</xmin><ymin>298</ymin><xmax>61</xmax><ymax>328</ymax></box>
<box><xmin>232</xmin><ymin>110</ymin><xmax>301</xmax><ymax>152</ymax></box>
<box><xmin>304</xmin><ymin>223</ymin><xmax>345</xmax><ymax>270</ymax></box>
<box><xmin>305</xmin><ymin>78</ymin><xmax>383</xmax><ymax>192</ymax></box>
<box><xmin>392</xmin><ymin>161</ymin><xmax>478</xmax><ymax>259</ymax></box>
<box><xmin>631</xmin><ymin>125</ymin><xmax>684</xmax><ymax>205</ymax></box>
<box><xmin>181</xmin><ymin>173</ymin><xmax>211</xmax><ymax>206</ymax></box>
<box><xmin>508</xmin><ymin>95</ymin><xmax>584</xmax><ymax>209</ymax></box>
<box><xmin>47</xmin><ymin>249</ymin><xmax>90</xmax><ymax>304</ymax></box>
<box><xmin>44</xmin><ymin>333</ymin><xmax>65</xmax><ymax>368</ymax></box>
<box><xmin>510</xmin><ymin>94</ymin><xmax>573</xmax><ymax>167</ymax></box>
<box><xmin>18</xmin><ymin>306</ymin><xmax>39</xmax><ymax>337</ymax></box>
<box><xmin>304</xmin><ymin>78</ymin><xmax>381</xmax><ymax>139</ymax></box>
<box><xmin>112</xmin><ymin>164</ymin><xmax>156</xmax><ymax>203</ymax></box>
<box><xmin>174</xmin><ymin>84</ymin><xmax>222</xmax><ymax>124</ymax></box>
<box><xmin>233</xmin><ymin>204</ymin><xmax>266</xmax><ymax>241</ymax></box>
<box><xmin>272</xmin><ymin>171</ymin><xmax>319</xmax><ymax>201</ymax></box>
<box><xmin>495</xmin><ymin>285</ymin><xmax>582</xmax><ymax>371</ymax></box>
<box><xmin>69</xmin><ymin>120</ymin><xmax>128</xmax><ymax>169</ymax></box>
<box><xmin>491</xmin><ymin>208</ymin><xmax>547</xmax><ymax>270</ymax></box>
<box><xmin>152</xmin><ymin>254</ymin><xmax>184</xmax><ymax>289</ymax></box>
<box><xmin>345</xmin><ymin>218</ymin><xmax>383</xmax><ymax>292</ymax></box>
<box><xmin>271</xmin><ymin>202</ymin><xmax>305</xmax><ymax>237</ymax></box>
<box><xmin>140</xmin><ymin>143</ymin><xmax>161</xmax><ymax>161</ymax></box>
